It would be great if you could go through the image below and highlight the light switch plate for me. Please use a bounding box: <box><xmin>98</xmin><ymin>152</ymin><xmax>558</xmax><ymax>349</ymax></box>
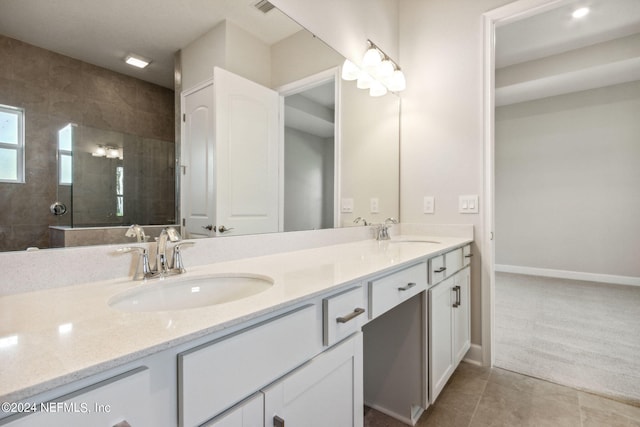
<box><xmin>423</xmin><ymin>196</ymin><xmax>435</xmax><ymax>214</ymax></box>
<box><xmin>459</xmin><ymin>195</ymin><xmax>479</xmax><ymax>214</ymax></box>
<box><xmin>341</xmin><ymin>198</ymin><xmax>354</xmax><ymax>213</ymax></box>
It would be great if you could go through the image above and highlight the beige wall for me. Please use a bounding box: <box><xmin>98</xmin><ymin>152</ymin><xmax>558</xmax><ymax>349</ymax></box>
<box><xmin>398</xmin><ymin>0</ymin><xmax>513</xmax><ymax>347</ymax></box>
<box><xmin>496</xmin><ymin>81</ymin><xmax>640</xmax><ymax>277</ymax></box>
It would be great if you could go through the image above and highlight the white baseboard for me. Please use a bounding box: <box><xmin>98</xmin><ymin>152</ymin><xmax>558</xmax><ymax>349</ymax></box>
<box><xmin>463</xmin><ymin>344</ymin><xmax>483</xmax><ymax>366</ymax></box>
<box><xmin>495</xmin><ymin>264</ymin><xmax>640</xmax><ymax>287</ymax></box>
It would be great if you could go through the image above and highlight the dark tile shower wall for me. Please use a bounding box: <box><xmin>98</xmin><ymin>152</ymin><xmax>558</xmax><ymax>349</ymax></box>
<box><xmin>0</xmin><ymin>34</ymin><xmax>175</xmax><ymax>251</ymax></box>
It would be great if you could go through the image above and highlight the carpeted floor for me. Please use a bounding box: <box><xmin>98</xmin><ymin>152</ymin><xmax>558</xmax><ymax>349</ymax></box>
<box><xmin>495</xmin><ymin>272</ymin><xmax>640</xmax><ymax>405</ymax></box>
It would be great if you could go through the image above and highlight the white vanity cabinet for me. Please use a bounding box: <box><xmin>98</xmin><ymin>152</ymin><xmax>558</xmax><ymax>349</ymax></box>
<box><xmin>263</xmin><ymin>332</ymin><xmax>363</xmax><ymax>427</ymax></box>
<box><xmin>428</xmin><ymin>265</ymin><xmax>471</xmax><ymax>402</ymax></box>
<box><xmin>202</xmin><ymin>393</ymin><xmax>264</xmax><ymax>427</ymax></box>
<box><xmin>0</xmin><ymin>368</ymin><xmax>152</xmax><ymax>427</ymax></box>
<box><xmin>178</xmin><ymin>304</ymin><xmax>322</xmax><ymax>427</ymax></box>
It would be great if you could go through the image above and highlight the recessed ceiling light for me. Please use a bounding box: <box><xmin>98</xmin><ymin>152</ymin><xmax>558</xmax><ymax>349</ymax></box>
<box><xmin>125</xmin><ymin>54</ymin><xmax>151</xmax><ymax>69</ymax></box>
<box><xmin>572</xmin><ymin>7</ymin><xmax>590</xmax><ymax>19</ymax></box>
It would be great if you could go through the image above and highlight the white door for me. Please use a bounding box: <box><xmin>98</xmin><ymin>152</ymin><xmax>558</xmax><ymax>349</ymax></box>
<box><xmin>263</xmin><ymin>332</ymin><xmax>363</xmax><ymax>427</ymax></box>
<box><xmin>213</xmin><ymin>67</ymin><xmax>280</xmax><ymax>236</ymax></box>
<box><xmin>429</xmin><ymin>277</ymin><xmax>455</xmax><ymax>402</ymax></box>
<box><xmin>181</xmin><ymin>81</ymin><xmax>216</xmax><ymax>238</ymax></box>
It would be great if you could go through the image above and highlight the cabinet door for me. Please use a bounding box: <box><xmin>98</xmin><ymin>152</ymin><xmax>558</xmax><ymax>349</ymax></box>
<box><xmin>263</xmin><ymin>332</ymin><xmax>363</xmax><ymax>427</ymax></box>
<box><xmin>203</xmin><ymin>393</ymin><xmax>263</xmax><ymax>427</ymax></box>
<box><xmin>428</xmin><ymin>277</ymin><xmax>455</xmax><ymax>402</ymax></box>
<box><xmin>453</xmin><ymin>267</ymin><xmax>471</xmax><ymax>365</ymax></box>
<box><xmin>1</xmin><ymin>368</ymin><xmax>152</xmax><ymax>427</ymax></box>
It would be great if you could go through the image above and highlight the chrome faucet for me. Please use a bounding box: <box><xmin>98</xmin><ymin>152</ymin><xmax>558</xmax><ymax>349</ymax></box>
<box><xmin>156</xmin><ymin>227</ymin><xmax>181</xmax><ymax>274</ymax></box>
<box><xmin>375</xmin><ymin>217</ymin><xmax>398</xmax><ymax>241</ymax></box>
<box><xmin>354</xmin><ymin>217</ymin><xmax>369</xmax><ymax>226</ymax></box>
<box><xmin>117</xmin><ymin>226</ymin><xmax>195</xmax><ymax>281</ymax></box>
<box><xmin>125</xmin><ymin>224</ymin><xmax>147</xmax><ymax>242</ymax></box>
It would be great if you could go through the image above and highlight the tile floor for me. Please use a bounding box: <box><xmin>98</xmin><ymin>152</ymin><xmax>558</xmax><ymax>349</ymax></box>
<box><xmin>364</xmin><ymin>362</ymin><xmax>640</xmax><ymax>427</ymax></box>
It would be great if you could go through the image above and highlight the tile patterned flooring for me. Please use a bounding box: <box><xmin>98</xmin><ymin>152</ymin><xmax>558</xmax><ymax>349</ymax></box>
<box><xmin>364</xmin><ymin>362</ymin><xmax>640</xmax><ymax>427</ymax></box>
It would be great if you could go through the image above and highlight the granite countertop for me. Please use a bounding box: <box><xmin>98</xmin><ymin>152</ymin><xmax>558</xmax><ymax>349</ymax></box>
<box><xmin>0</xmin><ymin>235</ymin><xmax>471</xmax><ymax>403</ymax></box>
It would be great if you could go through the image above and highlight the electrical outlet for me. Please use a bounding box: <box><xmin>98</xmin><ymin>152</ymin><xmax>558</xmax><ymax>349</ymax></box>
<box><xmin>423</xmin><ymin>196</ymin><xmax>435</xmax><ymax>214</ymax></box>
<box><xmin>459</xmin><ymin>195</ymin><xmax>479</xmax><ymax>214</ymax></box>
<box><xmin>370</xmin><ymin>198</ymin><xmax>379</xmax><ymax>213</ymax></box>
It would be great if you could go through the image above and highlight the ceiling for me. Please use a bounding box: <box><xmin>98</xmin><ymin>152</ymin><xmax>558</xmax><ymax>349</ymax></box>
<box><xmin>0</xmin><ymin>0</ymin><xmax>302</xmax><ymax>88</ymax></box>
<box><xmin>496</xmin><ymin>0</ymin><xmax>640</xmax><ymax>68</ymax></box>
<box><xmin>495</xmin><ymin>0</ymin><xmax>640</xmax><ymax>106</ymax></box>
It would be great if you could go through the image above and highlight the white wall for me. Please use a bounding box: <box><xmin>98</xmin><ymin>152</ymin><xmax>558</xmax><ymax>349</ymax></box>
<box><xmin>496</xmin><ymin>81</ymin><xmax>640</xmax><ymax>277</ymax></box>
<box><xmin>269</xmin><ymin>0</ymin><xmax>399</xmax><ymax>66</ymax></box>
<box><xmin>284</xmin><ymin>127</ymin><xmax>334</xmax><ymax>231</ymax></box>
<box><xmin>398</xmin><ymin>0</ymin><xmax>512</xmax><ymax>346</ymax></box>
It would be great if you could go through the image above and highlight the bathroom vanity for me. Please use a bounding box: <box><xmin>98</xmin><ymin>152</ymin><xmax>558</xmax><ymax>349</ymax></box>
<box><xmin>0</xmin><ymin>230</ymin><xmax>472</xmax><ymax>426</ymax></box>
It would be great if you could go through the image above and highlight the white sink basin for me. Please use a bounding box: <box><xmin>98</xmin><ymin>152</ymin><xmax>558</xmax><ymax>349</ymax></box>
<box><xmin>109</xmin><ymin>273</ymin><xmax>274</xmax><ymax>312</ymax></box>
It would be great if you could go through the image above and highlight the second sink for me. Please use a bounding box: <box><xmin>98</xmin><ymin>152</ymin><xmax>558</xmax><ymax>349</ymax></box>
<box><xmin>109</xmin><ymin>273</ymin><xmax>274</xmax><ymax>312</ymax></box>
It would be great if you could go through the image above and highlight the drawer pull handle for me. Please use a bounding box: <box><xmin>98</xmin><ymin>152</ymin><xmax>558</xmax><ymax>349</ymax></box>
<box><xmin>336</xmin><ymin>307</ymin><xmax>365</xmax><ymax>323</ymax></box>
<box><xmin>435</xmin><ymin>267</ymin><xmax>447</xmax><ymax>273</ymax></box>
<box><xmin>465</xmin><ymin>254</ymin><xmax>473</xmax><ymax>258</ymax></box>
<box><xmin>274</xmin><ymin>415</ymin><xmax>285</xmax><ymax>427</ymax></box>
<box><xmin>397</xmin><ymin>282</ymin><xmax>416</xmax><ymax>291</ymax></box>
<box><xmin>113</xmin><ymin>421</ymin><xmax>131</xmax><ymax>427</ymax></box>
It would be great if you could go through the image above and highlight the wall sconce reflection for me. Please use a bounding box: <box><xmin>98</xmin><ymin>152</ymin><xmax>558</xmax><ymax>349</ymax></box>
<box><xmin>92</xmin><ymin>145</ymin><xmax>123</xmax><ymax>159</ymax></box>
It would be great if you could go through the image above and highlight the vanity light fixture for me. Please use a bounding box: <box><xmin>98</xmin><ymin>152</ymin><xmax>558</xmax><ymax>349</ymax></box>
<box><xmin>341</xmin><ymin>39</ymin><xmax>406</xmax><ymax>96</ymax></box>
<box><xmin>125</xmin><ymin>53</ymin><xmax>151</xmax><ymax>69</ymax></box>
<box><xmin>572</xmin><ymin>7</ymin><xmax>590</xmax><ymax>18</ymax></box>
<box><xmin>92</xmin><ymin>145</ymin><xmax>123</xmax><ymax>159</ymax></box>
<box><xmin>92</xmin><ymin>145</ymin><xmax>107</xmax><ymax>157</ymax></box>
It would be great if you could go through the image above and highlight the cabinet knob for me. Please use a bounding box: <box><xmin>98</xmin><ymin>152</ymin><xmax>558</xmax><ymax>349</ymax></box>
<box><xmin>274</xmin><ymin>415</ymin><xmax>285</xmax><ymax>427</ymax></box>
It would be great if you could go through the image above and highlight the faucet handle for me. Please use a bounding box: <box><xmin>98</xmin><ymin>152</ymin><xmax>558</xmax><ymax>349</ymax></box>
<box><xmin>354</xmin><ymin>217</ymin><xmax>369</xmax><ymax>226</ymax></box>
<box><xmin>172</xmin><ymin>242</ymin><xmax>195</xmax><ymax>274</ymax></box>
<box><xmin>116</xmin><ymin>246</ymin><xmax>153</xmax><ymax>280</ymax></box>
<box><xmin>384</xmin><ymin>217</ymin><xmax>398</xmax><ymax>225</ymax></box>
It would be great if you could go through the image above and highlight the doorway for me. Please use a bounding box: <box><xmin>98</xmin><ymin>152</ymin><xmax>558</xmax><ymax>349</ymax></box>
<box><xmin>484</xmin><ymin>0</ymin><xmax>640</xmax><ymax>403</ymax></box>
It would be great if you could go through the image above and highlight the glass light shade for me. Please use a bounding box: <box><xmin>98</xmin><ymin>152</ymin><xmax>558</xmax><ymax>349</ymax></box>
<box><xmin>572</xmin><ymin>7</ymin><xmax>589</xmax><ymax>18</ymax></box>
<box><xmin>362</xmin><ymin>47</ymin><xmax>382</xmax><ymax>69</ymax></box>
<box><xmin>357</xmin><ymin>72</ymin><xmax>374</xmax><ymax>89</ymax></box>
<box><xmin>341</xmin><ymin>59</ymin><xmax>361</xmax><ymax>81</ymax></box>
<box><xmin>369</xmin><ymin>80</ymin><xmax>388</xmax><ymax>97</ymax></box>
<box><xmin>377</xmin><ymin>60</ymin><xmax>395</xmax><ymax>79</ymax></box>
<box><xmin>107</xmin><ymin>148</ymin><xmax>120</xmax><ymax>159</ymax></box>
<box><xmin>388</xmin><ymin>69</ymin><xmax>406</xmax><ymax>92</ymax></box>
<box><xmin>92</xmin><ymin>146</ymin><xmax>106</xmax><ymax>157</ymax></box>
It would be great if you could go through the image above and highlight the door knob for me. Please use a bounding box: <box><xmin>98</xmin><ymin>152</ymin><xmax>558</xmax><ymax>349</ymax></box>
<box><xmin>202</xmin><ymin>224</ymin><xmax>214</xmax><ymax>231</ymax></box>
<box><xmin>217</xmin><ymin>225</ymin><xmax>234</xmax><ymax>233</ymax></box>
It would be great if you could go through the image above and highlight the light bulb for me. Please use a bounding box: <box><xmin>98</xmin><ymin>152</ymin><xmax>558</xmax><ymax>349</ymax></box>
<box><xmin>92</xmin><ymin>146</ymin><xmax>106</xmax><ymax>157</ymax></box>
<box><xmin>357</xmin><ymin>72</ymin><xmax>374</xmax><ymax>90</ymax></box>
<box><xmin>388</xmin><ymin>69</ymin><xmax>406</xmax><ymax>92</ymax></box>
<box><xmin>362</xmin><ymin>47</ymin><xmax>382</xmax><ymax>70</ymax></box>
<box><xmin>107</xmin><ymin>148</ymin><xmax>120</xmax><ymax>158</ymax></box>
<box><xmin>341</xmin><ymin>59</ymin><xmax>361</xmax><ymax>81</ymax></box>
<box><xmin>377</xmin><ymin>59</ymin><xmax>395</xmax><ymax>80</ymax></box>
<box><xmin>369</xmin><ymin>80</ymin><xmax>388</xmax><ymax>97</ymax></box>
<box><xmin>572</xmin><ymin>7</ymin><xmax>589</xmax><ymax>18</ymax></box>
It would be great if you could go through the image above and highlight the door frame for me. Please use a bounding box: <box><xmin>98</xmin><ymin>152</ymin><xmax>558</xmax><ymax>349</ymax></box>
<box><xmin>275</xmin><ymin>67</ymin><xmax>341</xmax><ymax>230</ymax></box>
<box><xmin>481</xmin><ymin>0</ymin><xmax>570</xmax><ymax>366</ymax></box>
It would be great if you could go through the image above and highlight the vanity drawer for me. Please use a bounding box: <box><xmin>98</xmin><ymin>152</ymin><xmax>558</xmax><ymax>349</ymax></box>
<box><xmin>368</xmin><ymin>263</ymin><xmax>427</xmax><ymax>319</ymax></box>
<box><xmin>0</xmin><ymin>367</ymin><xmax>151</xmax><ymax>427</ymax></box>
<box><xmin>445</xmin><ymin>248</ymin><xmax>464</xmax><ymax>275</ymax></box>
<box><xmin>463</xmin><ymin>244</ymin><xmax>472</xmax><ymax>267</ymax></box>
<box><xmin>178</xmin><ymin>304</ymin><xmax>321</xmax><ymax>427</ymax></box>
<box><xmin>323</xmin><ymin>285</ymin><xmax>366</xmax><ymax>346</ymax></box>
<box><xmin>429</xmin><ymin>255</ymin><xmax>446</xmax><ymax>285</ymax></box>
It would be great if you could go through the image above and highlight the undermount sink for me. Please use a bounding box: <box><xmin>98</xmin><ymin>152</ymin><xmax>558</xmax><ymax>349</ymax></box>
<box><xmin>108</xmin><ymin>273</ymin><xmax>274</xmax><ymax>312</ymax></box>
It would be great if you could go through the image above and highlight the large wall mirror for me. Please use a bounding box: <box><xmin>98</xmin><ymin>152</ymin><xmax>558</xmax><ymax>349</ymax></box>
<box><xmin>0</xmin><ymin>0</ymin><xmax>400</xmax><ymax>252</ymax></box>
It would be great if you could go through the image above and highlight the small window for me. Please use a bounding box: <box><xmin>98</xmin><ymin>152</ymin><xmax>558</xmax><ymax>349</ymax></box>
<box><xmin>57</xmin><ymin>124</ymin><xmax>74</xmax><ymax>185</ymax></box>
<box><xmin>0</xmin><ymin>105</ymin><xmax>25</xmax><ymax>183</ymax></box>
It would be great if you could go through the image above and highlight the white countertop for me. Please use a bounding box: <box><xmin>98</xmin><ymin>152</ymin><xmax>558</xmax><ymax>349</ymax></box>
<box><xmin>0</xmin><ymin>235</ymin><xmax>471</xmax><ymax>403</ymax></box>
